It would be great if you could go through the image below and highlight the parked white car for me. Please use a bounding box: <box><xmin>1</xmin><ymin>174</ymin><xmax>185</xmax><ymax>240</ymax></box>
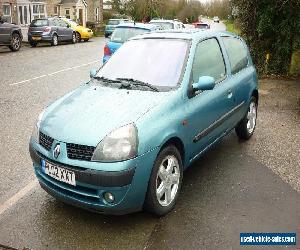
<box><xmin>149</xmin><ymin>19</ymin><xmax>185</xmax><ymax>30</ymax></box>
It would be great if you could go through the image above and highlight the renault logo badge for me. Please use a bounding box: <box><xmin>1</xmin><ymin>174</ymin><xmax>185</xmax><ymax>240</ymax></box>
<box><xmin>53</xmin><ymin>144</ymin><xmax>61</xmax><ymax>159</ymax></box>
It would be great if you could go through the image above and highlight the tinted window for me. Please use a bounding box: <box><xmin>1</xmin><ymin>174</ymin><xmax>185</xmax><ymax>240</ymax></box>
<box><xmin>222</xmin><ymin>37</ymin><xmax>248</xmax><ymax>74</ymax></box>
<box><xmin>108</xmin><ymin>20</ymin><xmax>120</xmax><ymax>25</ymax></box>
<box><xmin>30</xmin><ymin>19</ymin><xmax>48</xmax><ymax>27</ymax></box>
<box><xmin>111</xmin><ymin>27</ymin><xmax>149</xmax><ymax>43</ymax></box>
<box><xmin>150</xmin><ymin>22</ymin><xmax>174</xmax><ymax>30</ymax></box>
<box><xmin>97</xmin><ymin>39</ymin><xmax>189</xmax><ymax>88</ymax></box>
<box><xmin>192</xmin><ymin>38</ymin><xmax>226</xmax><ymax>83</ymax></box>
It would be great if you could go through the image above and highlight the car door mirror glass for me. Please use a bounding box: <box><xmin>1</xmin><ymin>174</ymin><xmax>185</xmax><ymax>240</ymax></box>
<box><xmin>90</xmin><ymin>69</ymin><xmax>97</xmax><ymax>78</ymax></box>
<box><xmin>192</xmin><ymin>76</ymin><xmax>215</xmax><ymax>91</ymax></box>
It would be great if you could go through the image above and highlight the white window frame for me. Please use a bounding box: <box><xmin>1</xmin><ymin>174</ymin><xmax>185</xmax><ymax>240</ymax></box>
<box><xmin>95</xmin><ymin>7</ymin><xmax>99</xmax><ymax>22</ymax></box>
<box><xmin>2</xmin><ymin>4</ymin><xmax>12</xmax><ymax>22</ymax></box>
<box><xmin>32</xmin><ymin>4</ymin><xmax>46</xmax><ymax>19</ymax></box>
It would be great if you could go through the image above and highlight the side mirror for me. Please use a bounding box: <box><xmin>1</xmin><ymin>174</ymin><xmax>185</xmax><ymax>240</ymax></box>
<box><xmin>90</xmin><ymin>69</ymin><xmax>97</xmax><ymax>78</ymax></box>
<box><xmin>192</xmin><ymin>76</ymin><xmax>215</xmax><ymax>91</ymax></box>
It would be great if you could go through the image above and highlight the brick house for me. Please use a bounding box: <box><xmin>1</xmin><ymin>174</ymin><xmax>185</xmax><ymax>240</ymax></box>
<box><xmin>0</xmin><ymin>0</ymin><xmax>18</xmax><ymax>23</ymax></box>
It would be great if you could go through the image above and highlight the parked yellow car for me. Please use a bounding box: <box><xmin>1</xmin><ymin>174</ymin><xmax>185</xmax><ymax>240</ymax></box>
<box><xmin>62</xmin><ymin>18</ymin><xmax>93</xmax><ymax>42</ymax></box>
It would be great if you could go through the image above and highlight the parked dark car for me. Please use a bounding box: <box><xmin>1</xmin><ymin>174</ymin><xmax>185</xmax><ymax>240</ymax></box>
<box><xmin>28</xmin><ymin>17</ymin><xmax>76</xmax><ymax>47</ymax></box>
<box><xmin>0</xmin><ymin>16</ymin><xmax>22</xmax><ymax>51</ymax></box>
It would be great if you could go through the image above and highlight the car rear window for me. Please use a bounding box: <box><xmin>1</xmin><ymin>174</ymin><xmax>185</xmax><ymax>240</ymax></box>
<box><xmin>197</xmin><ymin>24</ymin><xmax>209</xmax><ymax>29</ymax></box>
<box><xmin>150</xmin><ymin>22</ymin><xmax>174</xmax><ymax>30</ymax></box>
<box><xmin>108</xmin><ymin>20</ymin><xmax>120</xmax><ymax>25</ymax></box>
<box><xmin>111</xmin><ymin>27</ymin><xmax>150</xmax><ymax>43</ymax></box>
<box><xmin>222</xmin><ymin>37</ymin><xmax>248</xmax><ymax>74</ymax></box>
<box><xmin>30</xmin><ymin>19</ymin><xmax>48</xmax><ymax>27</ymax></box>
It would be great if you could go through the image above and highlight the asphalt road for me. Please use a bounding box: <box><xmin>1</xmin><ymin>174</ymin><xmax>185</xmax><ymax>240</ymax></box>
<box><xmin>0</xmin><ymin>34</ymin><xmax>299</xmax><ymax>250</ymax></box>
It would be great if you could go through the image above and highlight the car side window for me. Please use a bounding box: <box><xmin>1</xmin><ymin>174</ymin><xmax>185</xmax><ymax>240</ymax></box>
<box><xmin>222</xmin><ymin>37</ymin><xmax>248</xmax><ymax>75</ymax></box>
<box><xmin>52</xmin><ymin>19</ymin><xmax>59</xmax><ymax>26</ymax></box>
<box><xmin>192</xmin><ymin>38</ymin><xmax>226</xmax><ymax>83</ymax></box>
<box><xmin>58</xmin><ymin>19</ymin><xmax>67</xmax><ymax>27</ymax></box>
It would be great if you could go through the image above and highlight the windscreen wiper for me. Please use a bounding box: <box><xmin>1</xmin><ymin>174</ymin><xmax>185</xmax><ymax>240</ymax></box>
<box><xmin>116</xmin><ymin>78</ymin><xmax>159</xmax><ymax>92</ymax></box>
<box><xmin>93</xmin><ymin>76</ymin><xmax>121</xmax><ymax>84</ymax></box>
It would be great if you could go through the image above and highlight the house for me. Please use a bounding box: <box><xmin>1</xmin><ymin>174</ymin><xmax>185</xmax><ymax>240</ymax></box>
<box><xmin>55</xmin><ymin>0</ymin><xmax>87</xmax><ymax>26</ymax></box>
<box><xmin>85</xmin><ymin>0</ymin><xmax>100</xmax><ymax>23</ymax></box>
<box><xmin>16</xmin><ymin>0</ymin><xmax>47</xmax><ymax>26</ymax></box>
<box><xmin>0</xmin><ymin>0</ymin><xmax>18</xmax><ymax>23</ymax></box>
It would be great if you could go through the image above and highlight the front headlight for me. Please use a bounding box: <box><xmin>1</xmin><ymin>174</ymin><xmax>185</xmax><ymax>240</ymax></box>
<box><xmin>31</xmin><ymin>109</ymin><xmax>45</xmax><ymax>142</ymax></box>
<box><xmin>91</xmin><ymin>124</ymin><xmax>138</xmax><ymax>162</ymax></box>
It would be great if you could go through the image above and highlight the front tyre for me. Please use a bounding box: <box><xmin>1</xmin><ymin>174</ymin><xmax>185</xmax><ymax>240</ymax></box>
<box><xmin>235</xmin><ymin>96</ymin><xmax>257</xmax><ymax>140</ymax></box>
<box><xmin>9</xmin><ymin>33</ymin><xmax>21</xmax><ymax>51</ymax></box>
<box><xmin>29</xmin><ymin>41</ymin><xmax>37</xmax><ymax>47</ymax></box>
<box><xmin>71</xmin><ymin>32</ymin><xmax>76</xmax><ymax>44</ymax></box>
<box><xmin>76</xmin><ymin>32</ymin><xmax>81</xmax><ymax>42</ymax></box>
<box><xmin>51</xmin><ymin>34</ymin><xmax>58</xmax><ymax>46</ymax></box>
<box><xmin>144</xmin><ymin>145</ymin><xmax>183</xmax><ymax>216</ymax></box>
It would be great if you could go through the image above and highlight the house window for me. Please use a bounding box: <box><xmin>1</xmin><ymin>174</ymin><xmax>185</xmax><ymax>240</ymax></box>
<box><xmin>95</xmin><ymin>8</ymin><xmax>99</xmax><ymax>22</ymax></box>
<box><xmin>54</xmin><ymin>6</ymin><xmax>58</xmax><ymax>15</ymax></box>
<box><xmin>32</xmin><ymin>4</ymin><xmax>45</xmax><ymax>19</ymax></box>
<box><xmin>3</xmin><ymin>4</ymin><xmax>12</xmax><ymax>22</ymax></box>
<box><xmin>65</xmin><ymin>9</ymin><xmax>70</xmax><ymax>19</ymax></box>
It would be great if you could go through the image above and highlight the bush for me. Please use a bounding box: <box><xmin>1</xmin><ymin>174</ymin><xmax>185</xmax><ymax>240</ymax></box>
<box><xmin>232</xmin><ymin>0</ymin><xmax>300</xmax><ymax>75</ymax></box>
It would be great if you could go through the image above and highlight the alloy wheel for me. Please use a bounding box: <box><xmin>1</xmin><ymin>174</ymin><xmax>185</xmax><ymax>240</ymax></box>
<box><xmin>12</xmin><ymin>35</ymin><xmax>20</xmax><ymax>50</ymax></box>
<box><xmin>156</xmin><ymin>155</ymin><xmax>180</xmax><ymax>207</ymax></box>
<box><xmin>247</xmin><ymin>101</ymin><xmax>257</xmax><ymax>134</ymax></box>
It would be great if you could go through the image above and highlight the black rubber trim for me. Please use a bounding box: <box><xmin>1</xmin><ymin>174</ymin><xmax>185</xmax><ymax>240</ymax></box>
<box><xmin>193</xmin><ymin>101</ymin><xmax>245</xmax><ymax>143</ymax></box>
<box><xmin>29</xmin><ymin>143</ymin><xmax>135</xmax><ymax>187</ymax></box>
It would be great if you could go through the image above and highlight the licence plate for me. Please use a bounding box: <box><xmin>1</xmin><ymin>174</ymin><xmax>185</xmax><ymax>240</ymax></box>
<box><xmin>41</xmin><ymin>160</ymin><xmax>76</xmax><ymax>186</ymax></box>
<box><xmin>32</xmin><ymin>37</ymin><xmax>41</xmax><ymax>40</ymax></box>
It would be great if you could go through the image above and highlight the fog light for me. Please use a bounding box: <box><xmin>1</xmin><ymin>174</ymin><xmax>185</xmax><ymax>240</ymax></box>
<box><xmin>104</xmin><ymin>192</ymin><xmax>115</xmax><ymax>203</ymax></box>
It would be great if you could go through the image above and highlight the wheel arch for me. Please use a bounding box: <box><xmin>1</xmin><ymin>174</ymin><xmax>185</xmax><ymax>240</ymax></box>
<box><xmin>252</xmin><ymin>89</ymin><xmax>259</xmax><ymax>104</ymax></box>
<box><xmin>159</xmin><ymin>136</ymin><xmax>186</xmax><ymax>167</ymax></box>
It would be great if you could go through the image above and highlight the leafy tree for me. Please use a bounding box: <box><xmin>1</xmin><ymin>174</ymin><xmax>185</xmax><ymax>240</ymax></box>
<box><xmin>232</xmin><ymin>0</ymin><xmax>300</xmax><ymax>75</ymax></box>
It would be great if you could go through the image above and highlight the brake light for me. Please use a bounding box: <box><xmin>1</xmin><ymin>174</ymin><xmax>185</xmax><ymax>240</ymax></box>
<box><xmin>43</xmin><ymin>26</ymin><xmax>51</xmax><ymax>33</ymax></box>
<box><xmin>104</xmin><ymin>45</ymin><xmax>111</xmax><ymax>56</ymax></box>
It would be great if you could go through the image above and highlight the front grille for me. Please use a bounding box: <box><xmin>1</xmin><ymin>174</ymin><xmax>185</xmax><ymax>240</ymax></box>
<box><xmin>66</xmin><ymin>143</ymin><xmax>95</xmax><ymax>161</ymax></box>
<box><xmin>39</xmin><ymin>132</ymin><xmax>54</xmax><ymax>151</ymax></box>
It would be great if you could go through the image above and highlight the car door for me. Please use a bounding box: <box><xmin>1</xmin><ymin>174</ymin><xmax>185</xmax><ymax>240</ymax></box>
<box><xmin>184</xmin><ymin>37</ymin><xmax>237</xmax><ymax>162</ymax></box>
<box><xmin>0</xmin><ymin>21</ymin><xmax>11</xmax><ymax>44</ymax></box>
<box><xmin>58</xmin><ymin>19</ymin><xmax>71</xmax><ymax>41</ymax></box>
<box><xmin>221</xmin><ymin>36</ymin><xmax>254</xmax><ymax>123</ymax></box>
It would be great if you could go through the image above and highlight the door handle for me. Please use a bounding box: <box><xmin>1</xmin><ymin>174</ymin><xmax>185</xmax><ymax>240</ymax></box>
<box><xmin>227</xmin><ymin>90</ymin><xmax>233</xmax><ymax>99</ymax></box>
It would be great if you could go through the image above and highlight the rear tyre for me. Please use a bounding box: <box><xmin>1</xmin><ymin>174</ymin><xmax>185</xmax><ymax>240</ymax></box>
<box><xmin>235</xmin><ymin>96</ymin><xmax>257</xmax><ymax>140</ymax></box>
<box><xmin>76</xmin><ymin>32</ymin><xmax>81</xmax><ymax>42</ymax></box>
<box><xmin>9</xmin><ymin>33</ymin><xmax>21</xmax><ymax>51</ymax></box>
<box><xmin>29</xmin><ymin>41</ymin><xmax>37</xmax><ymax>47</ymax></box>
<box><xmin>51</xmin><ymin>34</ymin><xmax>58</xmax><ymax>46</ymax></box>
<box><xmin>105</xmin><ymin>33</ymin><xmax>109</xmax><ymax>38</ymax></box>
<box><xmin>144</xmin><ymin>145</ymin><xmax>183</xmax><ymax>216</ymax></box>
<box><xmin>71</xmin><ymin>32</ymin><xmax>76</xmax><ymax>44</ymax></box>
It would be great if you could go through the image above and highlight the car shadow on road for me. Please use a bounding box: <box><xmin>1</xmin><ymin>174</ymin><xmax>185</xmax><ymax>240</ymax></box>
<box><xmin>34</xmin><ymin>132</ymin><xmax>300</xmax><ymax>249</ymax></box>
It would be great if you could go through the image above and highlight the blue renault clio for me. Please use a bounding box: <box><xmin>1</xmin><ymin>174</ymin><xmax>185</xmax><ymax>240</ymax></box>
<box><xmin>29</xmin><ymin>30</ymin><xmax>258</xmax><ymax>216</ymax></box>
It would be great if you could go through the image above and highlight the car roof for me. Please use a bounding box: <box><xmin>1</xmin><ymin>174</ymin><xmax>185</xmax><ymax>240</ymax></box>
<box><xmin>150</xmin><ymin>19</ymin><xmax>178</xmax><ymax>24</ymax></box>
<box><xmin>116</xmin><ymin>22</ymin><xmax>158</xmax><ymax>30</ymax></box>
<box><xmin>109</xmin><ymin>18</ymin><xmax>129</xmax><ymax>21</ymax></box>
<box><xmin>130</xmin><ymin>29</ymin><xmax>237</xmax><ymax>41</ymax></box>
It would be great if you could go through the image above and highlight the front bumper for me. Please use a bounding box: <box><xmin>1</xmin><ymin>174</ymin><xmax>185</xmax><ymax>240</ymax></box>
<box><xmin>29</xmin><ymin>139</ymin><xmax>159</xmax><ymax>215</ymax></box>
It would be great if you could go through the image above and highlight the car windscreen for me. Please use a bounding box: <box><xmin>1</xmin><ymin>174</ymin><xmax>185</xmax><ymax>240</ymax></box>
<box><xmin>97</xmin><ymin>39</ymin><xmax>189</xmax><ymax>88</ymax></box>
<box><xmin>30</xmin><ymin>19</ymin><xmax>49</xmax><ymax>27</ymax></box>
<box><xmin>197</xmin><ymin>24</ymin><xmax>209</xmax><ymax>29</ymax></box>
<box><xmin>111</xmin><ymin>27</ymin><xmax>150</xmax><ymax>43</ymax></box>
<box><xmin>108</xmin><ymin>20</ymin><xmax>120</xmax><ymax>25</ymax></box>
<box><xmin>66</xmin><ymin>19</ymin><xmax>78</xmax><ymax>26</ymax></box>
<box><xmin>150</xmin><ymin>22</ymin><xmax>174</xmax><ymax>30</ymax></box>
